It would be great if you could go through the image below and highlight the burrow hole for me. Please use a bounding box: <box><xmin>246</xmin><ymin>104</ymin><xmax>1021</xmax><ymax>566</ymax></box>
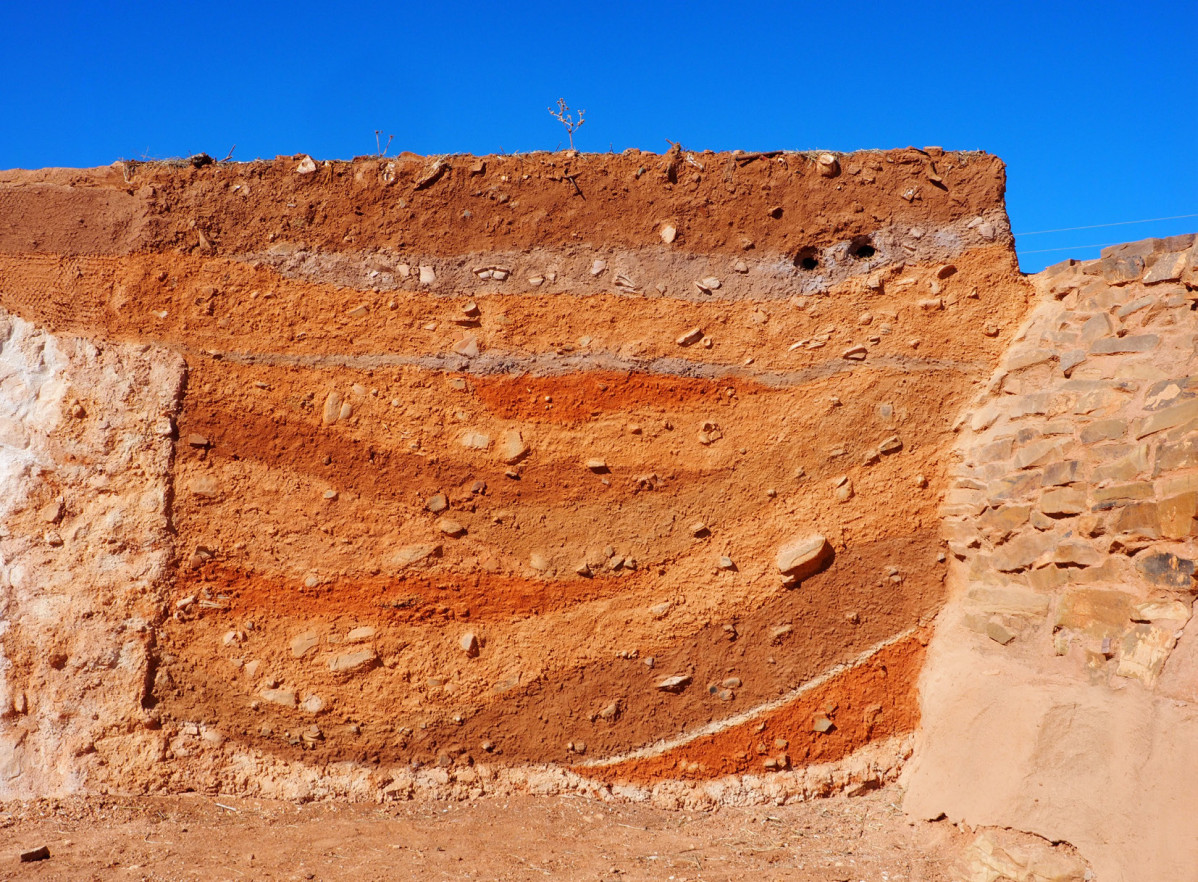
<box><xmin>849</xmin><ymin>236</ymin><xmax>876</xmax><ymax>259</ymax></box>
<box><xmin>794</xmin><ymin>247</ymin><xmax>820</xmax><ymax>271</ymax></box>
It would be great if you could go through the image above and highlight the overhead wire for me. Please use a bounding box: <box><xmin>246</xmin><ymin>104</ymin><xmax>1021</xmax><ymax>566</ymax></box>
<box><xmin>1014</xmin><ymin>213</ymin><xmax>1198</xmax><ymax>236</ymax></box>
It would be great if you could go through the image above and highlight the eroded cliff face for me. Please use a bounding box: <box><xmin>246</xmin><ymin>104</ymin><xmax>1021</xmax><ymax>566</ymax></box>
<box><xmin>0</xmin><ymin>148</ymin><xmax>1030</xmax><ymax>805</ymax></box>
<box><xmin>905</xmin><ymin>236</ymin><xmax>1198</xmax><ymax>882</ymax></box>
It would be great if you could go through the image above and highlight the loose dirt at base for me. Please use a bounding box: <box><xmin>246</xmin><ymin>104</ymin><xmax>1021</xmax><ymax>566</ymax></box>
<box><xmin>1</xmin><ymin>786</ymin><xmax>968</xmax><ymax>881</ymax></box>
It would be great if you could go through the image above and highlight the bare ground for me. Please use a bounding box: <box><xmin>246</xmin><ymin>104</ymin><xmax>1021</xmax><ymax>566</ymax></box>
<box><xmin>1</xmin><ymin>787</ymin><xmax>968</xmax><ymax>881</ymax></box>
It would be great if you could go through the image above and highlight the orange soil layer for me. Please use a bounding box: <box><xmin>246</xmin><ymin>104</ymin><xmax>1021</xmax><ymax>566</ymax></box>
<box><xmin>159</xmin><ymin>533</ymin><xmax>940</xmax><ymax>769</ymax></box>
<box><xmin>580</xmin><ymin>631</ymin><xmax>926</xmax><ymax>783</ymax></box>
<box><xmin>0</xmin><ymin>246</ymin><xmax>1025</xmax><ymax>375</ymax></box>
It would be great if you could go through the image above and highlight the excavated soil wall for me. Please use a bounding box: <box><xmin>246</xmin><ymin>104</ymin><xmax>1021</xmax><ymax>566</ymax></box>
<box><xmin>0</xmin><ymin>148</ymin><xmax>1029</xmax><ymax>804</ymax></box>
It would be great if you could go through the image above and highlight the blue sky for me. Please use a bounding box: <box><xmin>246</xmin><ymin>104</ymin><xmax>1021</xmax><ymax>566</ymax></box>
<box><xmin>2</xmin><ymin>1</ymin><xmax>1194</xmax><ymax>271</ymax></box>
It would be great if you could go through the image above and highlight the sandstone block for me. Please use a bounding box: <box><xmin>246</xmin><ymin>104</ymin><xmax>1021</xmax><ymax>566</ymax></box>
<box><xmin>1042</xmin><ymin>460</ymin><xmax>1081</xmax><ymax>487</ymax></box>
<box><xmin>1116</xmin><ymin>624</ymin><xmax>1175</xmax><ymax>686</ymax></box>
<box><xmin>1144</xmin><ymin>251</ymin><xmax>1186</xmax><ymax>284</ymax></box>
<box><xmin>1096</xmin><ymin>255</ymin><xmax>1144</xmax><ymax>284</ymax></box>
<box><xmin>1007</xmin><ymin>347</ymin><xmax>1054</xmax><ymax>371</ymax></box>
<box><xmin>1040</xmin><ymin>487</ymin><xmax>1086</xmax><ymax>516</ymax></box>
<box><xmin>1079</xmin><ymin>418</ymin><xmax>1127</xmax><ymax>444</ymax></box>
<box><xmin>1055</xmin><ymin>588</ymin><xmax>1137</xmax><ymax>637</ymax></box>
<box><xmin>964</xmin><ymin>586</ymin><xmax>1051</xmax><ymax>616</ymax></box>
<box><xmin>988</xmin><ymin>471</ymin><xmax>1043</xmax><ymax>501</ymax></box>
<box><xmin>990</xmin><ymin>531</ymin><xmax>1054</xmax><ymax>572</ymax></box>
<box><xmin>1059</xmin><ymin>349</ymin><xmax>1086</xmax><ymax>376</ymax></box>
<box><xmin>1053</xmin><ymin>540</ymin><xmax>1102</xmax><ymax>567</ymax></box>
<box><xmin>1134</xmin><ymin>600</ymin><xmax>1192</xmax><ymax>624</ymax></box>
<box><xmin>1091</xmin><ymin>334</ymin><xmax>1159</xmax><ymax>356</ymax></box>
<box><xmin>978</xmin><ymin>505</ymin><xmax>1031</xmax><ymax>534</ymax></box>
<box><xmin>986</xmin><ymin>621</ymin><xmax>1016</xmax><ymax>645</ymax></box>
<box><xmin>776</xmin><ymin>534</ymin><xmax>832</xmax><ymax>581</ymax></box>
<box><xmin>1091</xmin><ymin>482</ymin><xmax>1153</xmax><ymax>509</ymax></box>
<box><xmin>1155</xmin><ymin>491</ymin><xmax>1198</xmax><ymax>539</ymax></box>
<box><xmin>1013</xmin><ymin>439</ymin><xmax>1069</xmax><ymax>470</ymax></box>
<box><xmin>1113</xmin><ymin>501</ymin><xmax>1161</xmax><ymax>539</ymax></box>
<box><xmin>1135</xmin><ymin>551</ymin><xmax>1196</xmax><ymax>589</ymax></box>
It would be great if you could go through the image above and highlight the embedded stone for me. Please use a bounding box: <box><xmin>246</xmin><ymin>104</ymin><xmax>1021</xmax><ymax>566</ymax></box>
<box><xmin>452</xmin><ymin>335</ymin><xmax>480</xmax><ymax>357</ymax></box>
<box><xmin>656</xmin><ymin>675</ymin><xmax>691</xmax><ymax>693</ymax></box>
<box><xmin>776</xmin><ymin>534</ymin><xmax>833</xmax><ymax>581</ymax></box>
<box><xmin>260</xmin><ymin>688</ymin><xmax>298</xmax><ymax>708</ymax></box>
<box><xmin>329</xmin><ymin>650</ymin><xmax>377</xmax><ymax>673</ymax></box>
<box><xmin>676</xmin><ymin>327</ymin><xmax>704</xmax><ymax>346</ymax></box>
<box><xmin>460</xmin><ymin>430</ymin><xmax>491</xmax><ymax>450</ymax></box>
<box><xmin>290</xmin><ymin>631</ymin><xmax>320</xmax><ymax>658</ymax></box>
<box><xmin>500</xmin><ymin>429</ymin><xmax>529</xmax><ymax>465</ymax></box>
<box><xmin>1007</xmin><ymin>348</ymin><xmax>1054</xmax><ymax>371</ymax></box>
<box><xmin>437</xmin><ymin>518</ymin><xmax>466</xmax><ymax>537</ymax></box>
<box><xmin>459</xmin><ymin>633</ymin><xmax>479</xmax><ymax>657</ymax></box>
<box><xmin>322</xmin><ymin>391</ymin><xmax>343</xmax><ymax>425</ymax></box>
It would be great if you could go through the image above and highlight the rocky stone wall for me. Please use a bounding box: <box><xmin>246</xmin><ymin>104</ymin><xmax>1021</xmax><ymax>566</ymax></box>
<box><xmin>904</xmin><ymin>234</ymin><xmax>1198</xmax><ymax>882</ymax></box>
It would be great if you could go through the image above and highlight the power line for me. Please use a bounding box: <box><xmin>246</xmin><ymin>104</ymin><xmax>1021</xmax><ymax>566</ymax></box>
<box><xmin>1015</xmin><ymin>214</ymin><xmax>1198</xmax><ymax>236</ymax></box>
<box><xmin>1021</xmin><ymin>243</ymin><xmax>1118</xmax><ymax>255</ymax></box>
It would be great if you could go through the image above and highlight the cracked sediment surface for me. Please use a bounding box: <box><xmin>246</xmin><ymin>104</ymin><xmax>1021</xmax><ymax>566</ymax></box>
<box><xmin>0</xmin><ymin>148</ymin><xmax>1031</xmax><ymax>801</ymax></box>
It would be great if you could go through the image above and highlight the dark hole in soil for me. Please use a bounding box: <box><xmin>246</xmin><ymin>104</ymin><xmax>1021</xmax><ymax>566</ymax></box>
<box><xmin>794</xmin><ymin>247</ymin><xmax>819</xmax><ymax>271</ymax></box>
<box><xmin>849</xmin><ymin>237</ymin><xmax>876</xmax><ymax>259</ymax></box>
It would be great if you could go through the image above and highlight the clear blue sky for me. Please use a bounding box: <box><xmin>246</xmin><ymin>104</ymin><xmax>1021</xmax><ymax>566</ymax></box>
<box><xmin>2</xmin><ymin>1</ymin><xmax>1194</xmax><ymax>271</ymax></box>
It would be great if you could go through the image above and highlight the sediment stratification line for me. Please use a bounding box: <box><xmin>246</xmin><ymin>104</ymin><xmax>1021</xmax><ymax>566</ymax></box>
<box><xmin>175</xmin><ymin>345</ymin><xmax>984</xmax><ymax>385</ymax></box>
<box><xmin>578</xmin><ymin>624</ymin><xmax>925</xmax><ymax>768</ymax></box>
